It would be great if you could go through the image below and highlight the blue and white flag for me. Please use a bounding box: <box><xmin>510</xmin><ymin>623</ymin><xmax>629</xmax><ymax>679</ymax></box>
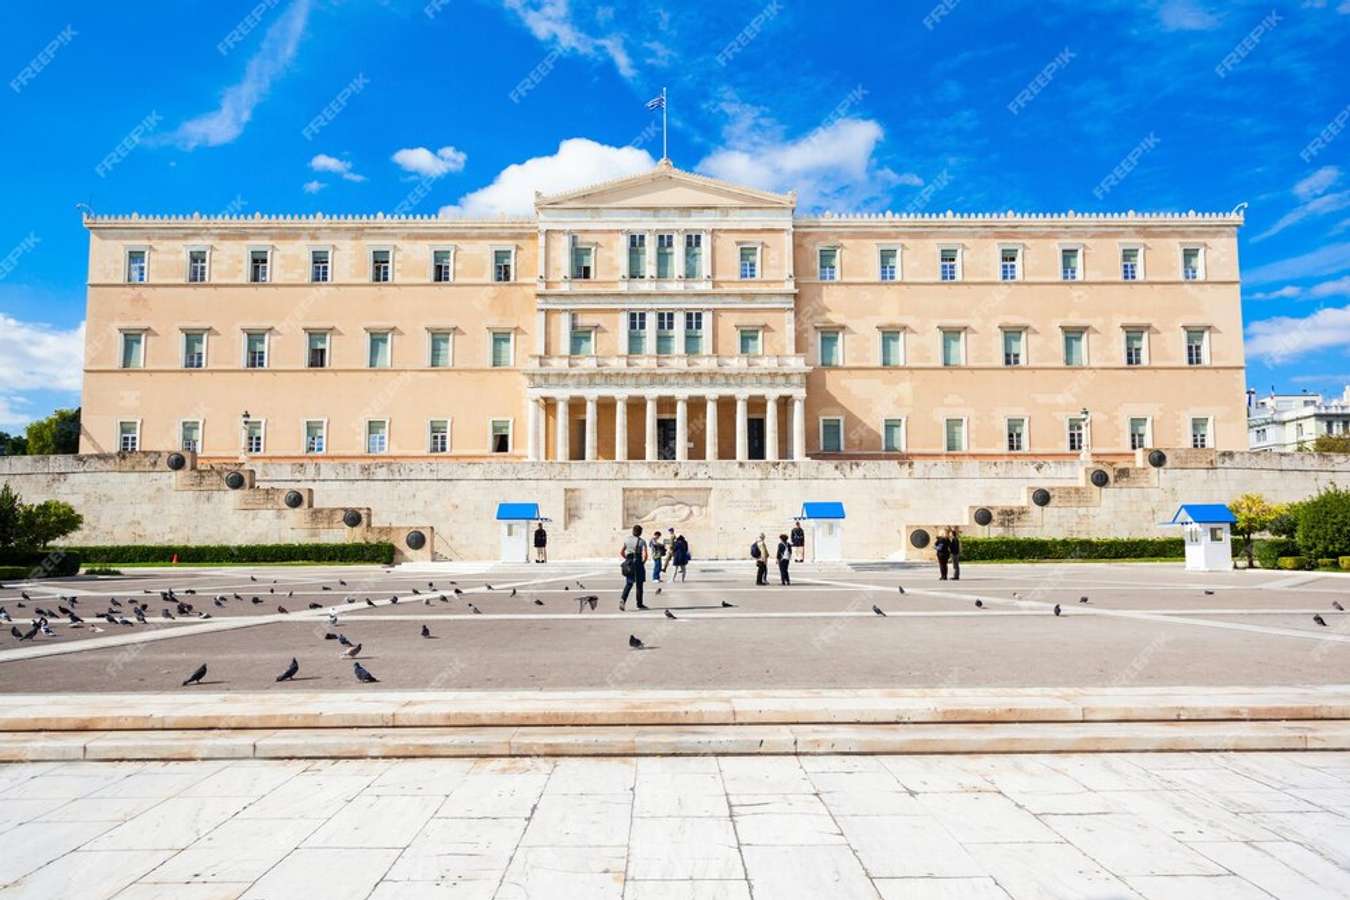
<box><xmin>645</xmin><ymin>94</ymin><xmax>665</xmax><ymax>110</ymax></box>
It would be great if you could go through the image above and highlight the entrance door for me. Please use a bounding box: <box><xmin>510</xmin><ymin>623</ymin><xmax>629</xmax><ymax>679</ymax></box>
<box><xmin>747</xmin><ymin>418</ymin><xmax>766</xmax><ymax>460</ymax></box>
<box><xmin>657</xmin><ymin>418</ymin><xmax>677</xmax><ymax>460</ymax></box>
<box><xmin>570</xmin><ymin>420</ymin><xmax>586</xmax><ymax>460</ymax></box>
<box><xmin>500</xmin><ymin>522</ymin><xmax>529</xmax><ymax>562</ymax></box>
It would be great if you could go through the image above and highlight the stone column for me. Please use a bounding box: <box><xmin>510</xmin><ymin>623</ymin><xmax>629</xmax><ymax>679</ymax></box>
<box><xmin>584</xmin><ymin>395</ymin><xmax>598</xmax><ymax>461</ymax></box>
<box><xmin>526</xmin><ymin>397</ymin><xmax>539</xmax><ymax>461</ymax></box>
<box><xmin>765</xmin><ymin>394</ymin><xmax>780</xmax><ymax>462</ymax></box>
<box><xmin>675</xmin><ymin>309</ymin><xmax>686</xmax><ymax>356</ymax></box>
<box><xmin>645</xmin><ymin>395</ymin><xmax>658</xmax><ymax>461</ymax></box>
<box><xmin>614</xmin><ymin>396</ymin><xmax>628</xmax><ymax>461</ymax></box>
<box><xmin>792</xmin><ymin>394</ymin><xmax>806</xmax><ymax>461</ymax></box>
<box><xmin>735</xmin><ymin>394</ymin><xmax>749</xmax><ymax>462</ymax></box>
<box><xmin>675</xmin><ymin>396</ymin><xmax>688</xmax><ymax>461</ymax></box>
<box><xmin>705</xmin><ymin>395</ymin><xmax>719</xmax><ymax>460</ymax></box>
<box><xmin>555</xmin><ymin>396</ymin><xmax>570</xmax><ymax>461</ymax></box>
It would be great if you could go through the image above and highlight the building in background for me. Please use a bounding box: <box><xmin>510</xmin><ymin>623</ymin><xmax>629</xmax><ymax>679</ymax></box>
<box><xmin>79</xmin><ymin>162</ymin><xmax>1246</xmax><ymax>462</ymax></box>
<box><xmin>1247</xmin><ymin>387</ymin><xmax>1350</xmax><ymax>451</ymax></box>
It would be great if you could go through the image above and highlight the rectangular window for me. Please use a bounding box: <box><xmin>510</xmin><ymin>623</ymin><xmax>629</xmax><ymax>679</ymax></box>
<box><xmin>684</xmin><ymin>233</ymin><xmax>702</xmax><ymax>278</ymax></box>
<box><xmin>684</xmin><ymin>312</ymin><xmax>704</xmax><ymax>355</ymax></box>
<box><xmin>1254</xmin><ymin>427</ymin><xmax>1267</xmax><ymax>444</ymax></box>
<box><xmin>304</xmin><ymin>420</ymin><xmax>326</xmax><ymax>454</ymax></box>
<box><xmin>1124</xmin><ymin>329</ymin><xmax>1145</xmax><ymax>366</ymax></box>
<box><xmin>183</xmin><ymin>331</ymin><xmax>206</xmax><ymax>369</ymax></box>
<box><xmin>819</xmin><ymin>330</ymin><xmax>841</xmax><ymax>367</ymax></box>
<box><xmin>1002</xmin><ymin>329</ymin><xmax>1025</xmax><ymax>367</ymax></box>
<box><xmin>490</xmin><ymin>419</ymin><xmax>512</xmax><ymax>453</ymax></box>
<box><xmin>118</xmin><ymin>421</ymin><xmax>139</xmax><ymax>452</ymax></box>
<box><xmin>569</xmin><ymin>319</ymin><xmax>594</xmax><ymax>356</ymax></box>
<box><xmin>1007</xmin><ymin>417</ymin><xmax>1026</xmax><ymax>452</ymax></box>
<box><xmin>119</xmin><ymin>332</ymin><xmax>144</xmax><ymax>369</ymax></box>
<box><xmin>1063</xmin><ymin>329</ymin><xmax>1086</xmax><ymax>367</ymax></box>
<box><xmin>1000</xmin><ymin>247</ymin><xmax>1019</xmax><ymax>281</ymax></box>
<box><xmin>818</xmin><ymin>247</ymin><xmax>838</xmax><ymax>281</ymax></box>
<box><xmin>944</xmin><ymin>418</ymin><xmax>966</xmax><ymax>452</ymax></box>
<box><xmin>371</xmin><ymin>249</ymin><xmax>391</xmax><ymax>283</ymax></box>
<box><xmin>627</xmin><ymin>234</ymin><xmax>646</xmax><ymax>278</ymax></box>
<box><xmin>941</xmin><ymin>329</ymin><xmax>963</xmax><ymax>366</ymax></box>
<box><xmin>1067</xmin><ymin>417</ymin><xmax>1085</xmax><ymax>452</ymax></box>
<box><xmin>656</xmin><ymin>233</ymin><xmax>675</xmax><ymax>278</ymax></box>
<box><xmin>739</xmin><ymin>328</ymin><xmax>762</xmax><ymax>355</ymax></box>
<box><xmin>244</xmin><ymin>420</ymin><xmax>264</xmax><ymax>454</ymax></box>
<box><xmin>879</xmin><ymin>248</ymin><xmax>898</xmax><ymax>282</ymax></box>
<box><xmin>310</xmin><ymin>249</ymin><xmax>330</xmax><ymax>283</ymax></box>
<box><xmin>940</xmin><ymin>248</ymin><xmax>959</xmax><ymax>281</ymax></box>
<box><xmin>306</xmin><ymin>331</ymin><xmax>329</xmax><ymax>369</ymax></box>
<box><xmin>571</xmin><ymin>244</ymin><xmax>593</xmax><ymax>280</ymax></box>
<box><xmin>249</xmin><ymin>249</ymin><xmax>270</xmax><ymax>283</ymax></box>
<box><xmin>820</xmin><ymin>418</ymin><xmax>843</xmax><ymax>453</ymax></box>
<box><xmin>1185</xmin><ymin>328</ymin><xmax>1207</xmax><ymax>366</ymax></box>
<box><xmin>1129</xmin><ymin>417</ymin><xmax>1150</xmax><ymax>450</ymax></box>
<box><xmin>126</xmin><ymin>249</ymin><xmax>147</xmax><ymax>283</ymax></box>
<box><xmin>1121</xmin><ymin>247</ymin><xmax>1140</xmax><ymax>281</ymax></box>
<box><xmin>493</xmin><ymin>249</ymin><xmax>513</xmax><ymax>282</ymax></box>
<box><xmin>1060</xmin><ymin>248</ymin><xmax>1079</xmax><ymax>281</ymax></box>
<box><xmin>366</xmin><ymin>420</ymin><xmax>388</xmax><ymax>454</ymax></box>
<box><xmin>245</xmin><ymin>332</ymin><xmax>267</xmax><ymax>369</ymax></box>
<box><xmin>739</xmin><ymin>245</ymin><xmax>758</xmax><ymax>279</ymax></box>
<box><xmin>429</xmin><ymin>331</ymin><xmax>451</xmax><ymax>367</ymax></box>
<box><xmin>367</xmin><ymin>331</ymin><xmax>391</xmax><ymax>368</ymax></box>
<box><xmin>880</xmin><ymin>330</ymin><xmax>902</xmax><ymax>367</ymax></box>
<box><xmin>429</xmin><ymin>419</ymin><xmax>449</xmax><ymax>453</ymax></box>
<box><xmin>490</xmin><ymin>331</ymin><xmax>513</xmax><ymax>367</ymax></box>
<box><xmin>1191</xmin><ymin>417</ymin><xmax>1210</xmax><ymax>449</ymax></box>
<box><xmin>627</xmin><ymin>312</ymin><xmax>647</xmax><ymax>355</ymax></box>
<box><xmin>655</xmin><ymin>311</ymin><xmax>676</xmax><ymax>355</ymax></box>
<box><xmin>180</xmin><ymin>421</ymin><xmax>201</xmax><ymax>453</ymax></box>
<box><xmin>1182</xmin><ymin>247</ymin><xmax>1202</xmax><ymax>281</ymax></box>
<box><xmin>187</xmin><ymin>249</ymin><xmax>208</xmax><ymax>283</ymax></box>
<box><xmin>883</xmin><ymin>418</ymin><xmax>904</xmax><ymax>452</ymax></box>
<box><xmin>433</xmin><ymin>249</ymin><xmax>453</xmax><ymax>283</ymax></box>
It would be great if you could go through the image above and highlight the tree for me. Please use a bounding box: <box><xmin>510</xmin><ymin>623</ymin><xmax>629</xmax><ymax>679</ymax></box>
<box><xmin>25</xmin><ymin>408</ymin><xmax>81</xmax><ymax>455</ymax></box>
<box><xmin>0</xmin><ymin>484</ymin><xmax>20</xmax><ymax>547</ymax></box>
<box><xmin>17</xmin><ymin>500</ymin><xmax>83</xmax><ymax>548</ymax></box>
<box><xmin>1311</xmin><ymin>434</ymin><xmax>1350</xmax><ymax>454</ymax></box>
<box><xmin>1229</xmin><ymin>493</ymin><xmax>1282</xmax><ymax>568</ymax></box>
<box><xmin>1269</xmin><ymin>499</ymin><xmax>1304</xmax><ymax>539</ymax></box>
<box><xmin>0</xmin><ymin>431</ymin><xmax>26</xmax><ymax>455</ymax></box>
<box><xmin>1295</xmin><ymin>485</ymin><xmax>1350</xmax><ymax>561</ymax></box>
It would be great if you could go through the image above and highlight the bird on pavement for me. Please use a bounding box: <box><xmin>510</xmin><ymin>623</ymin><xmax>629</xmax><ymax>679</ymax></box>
<box><xmin>324</xmin><ymin>632</ymin><xmax>338</xmax><ymax>641</ymax></box>
<box><xmin>10</xmin><ymin>625</ymin><xmax>22</xmax><ymax>639</ymax></box>
<box><xmin>469</xmin><ymin>604</ymin><xmax>482</xmax><ymax>615</ymax></box>
<box><xmin>277</xmin><ymin>606</ymin><xmax>288</xmax><ymax>614</ymax></box>
<box><xmin>577</xmin><ymin>581</ymin><xmax>586</xmax><ymax>590</ymax></box>
<box><xmin>354</xmin><ymin>661</ymin><xmax>379</xmax><ymax>682</ymax></box>
<box><xmin>629</xmin><ymin>634</ymin><xmax>644</xmax><ymax>649</ymax></box>
<box><xmin>1334</xmin><ymin>601</ymin><xmax>1345</xmax><ymax>611</ymax></box>
<box><xmin>162</xmin><ymin>610</ymin><xmax>174</xmax><ymax>619</ymax></box>
<box><xmin>533</xmin><ymin>599</ymin><xmax>544</xmax><ymax>606</ymax></box>
<box><xmin>665</xmin><ymin>609</ymin><xmax>677</xmax><ymax>620</ymax></box>
<box><xmin>337</xmin><ymin>633</ymin><xmax>352</xmax><ymax>647</ymax></box>
<box><xmin>321</xmin><ymin>586</ymin><xmax>331</xmax><ymax>591</ymax></box>
<box><xmin>485</xmin><ymin>584</ymin><xmax>494</xmax><ymax>591</ymax></box>
<box><xmin>1054</xmin><ymin>604</ymin><xmax>1062</xmax><ymax>617</ymax></box>
<box><xmin>19</xmin><ymin>623</ymin><xmax>39</xmax><ymax>641</ymax></box>
<box><xmin>722</xmin><ymin>601</ymin><xmax>735</xmax><ymax>608</ymax></box>
<box><xmin>343</xmin><ymin>642</ymin><xmax>362</xmax><ymax>658</ymax></box>
<box><xmin>1079</xmin><ymin>596</ymin><xmax>1089</xmax><ymax>603</ymax></box>
<box><xmin>898</xmin><ymin>586</ymin><xmax>906</xmax><ymax>594</ymax></box>
<box><xmin>655</xmin><ymin>587</ymin><xmax>662</xmax><ymax>595</ymax></box>
<box><xmin>1314</xmin><ymin>614</ymin><xmax>1328</xmax><ymax>627</ymax></box>
<box><xmin>421</xmin><ymin>624</ymin><xmax>431</xmax><ymax>638</ymax></box>
<box><xmin>251</xmin><ymin>597</ymin><xmax>263</xmax><ymax>605</ymax></box>
<box><xmin>366</xmin><ymin>598</ymin><xmax>376</xmax><ymax>607</ymax></box>
<box><xmin>975</xmin><ymin>599</ymin><xmax>983</xmax><ymax>608</ymax></box>
<box><xmin>1204</xmin><ymin>590</ymin><xmax>1215</xmax><ymax>595</ymax></box>
<box><xmin>872</xmin><ymin>605</ymin><xmax>886</xmax><ymax>617</ymax></box>
<box><xmin>308</xmin><ymin>603</ymin><xmax>322</xmax><ymax>610</ymax></box>
<box><xmin>438</xmin><ymin>595</ymin><xmax>448</xmax><ymax>603</ymax></box>
<box><xmin>182</xmin><ymin>664</ymin><xmax>207</xmax><ymax>686</ymax></box>
<box><xmin>510</xmin><ymin>588</ymin><xmax>518</xmax><ymax>598</ymax></box>
<box><xmin>250</xmin><ymin>576</ymin><xmax>257</xmax><ymax>582</ymax></box>
<box><xmin>339</xmin><ymin>580</ymin><xmax>348</xmax><ymax>587</ymax></box>
<box><xmin>276</xmin><ymin>658</ymin><xmax>299</xmax><ymax>682</ymax></box>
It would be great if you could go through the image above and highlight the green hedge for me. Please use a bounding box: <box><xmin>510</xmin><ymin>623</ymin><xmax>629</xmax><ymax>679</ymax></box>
<box><xmin>0</xmin><ymin>548</ymin><xmax>82</xmax><ymax>577</ymax></box>
<box><xmin>59</xmin><ymin>543</ymin><xmax>396</xmax><ymax>565</ymax></box>
<box><xmin>1253</xmin><ymin>538</ymin><xmax>1300</xmax><ymax>570</ymax></box>
<box><xmin>960</xmin><ymin>537</ymin><xmax>1184</xmax><ymax>561</ymax></box>
<box><xmin>1341</xmin><ymin>556</ymin><xmax>1350</xmax><ymax>571</ymax></box>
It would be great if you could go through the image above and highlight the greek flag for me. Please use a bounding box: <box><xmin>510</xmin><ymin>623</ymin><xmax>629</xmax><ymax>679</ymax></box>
<box><xmin>645</xmin><ymin>94</ymin><xmax>665</xmax><ymax>110</ymax></box>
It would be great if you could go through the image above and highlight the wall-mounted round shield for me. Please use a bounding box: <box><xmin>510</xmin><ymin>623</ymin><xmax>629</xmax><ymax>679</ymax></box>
<box><xmin>1148</xmin><ymin>450</ymin><xmax>1168</xmax><ymax>468</ymax></box>
<box><xmin>405</xmin><ymin>530</ymin><xmax>427</xmax><ymax>551</ymax></box>
<box><xmin>342</xmin><ymin>509</ymin><xmax>363</xmax><ymax>528</ymax></box>
<box><xmin>909</xmin><ymin>528</ymin><xmax>930</xmax><ymax>549</ymax></box>
<box><xmin>166</xmin><ymin>453</ymin><xmax>187</xmax><ymax>471</ymax></box>
<box><xmin>973</xmin><ymin>507</ymin><xmax>993</xmax><ymax>526</ymax></box>
<box><xmin>1031</xmin><ymin>488</ymin><xmax>1051</xmax><ymax>507</ymax></box>
<box><xmin>224</xmin><ymin>471</ymin><xmax>246</xmax><ymax>490</ymax></box>
<box><xmin>284</xmin><ymin>490</ymin><xmax>305</xmax><ymax>509</ymax></box>
<box><xmin>1090</xmin><ymin>469</ymin><xmax>1110</xmax><ymax>488</ymax></box>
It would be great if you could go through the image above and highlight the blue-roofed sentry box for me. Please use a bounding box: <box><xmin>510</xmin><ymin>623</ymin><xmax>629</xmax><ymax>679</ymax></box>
<box><xmin>796</xmin><ymin>502</ymin><xmax>846</xmax><ymax>561</ymax></box>
<box><xmin>1167</xmin><ymin>504</ymin><xmax>1235</xmax><ymax>572</ymax></box>
<box><xmin>496</xmin><ymin>502</ymin><xmax>546</xmax><ymax>562</ymax></box>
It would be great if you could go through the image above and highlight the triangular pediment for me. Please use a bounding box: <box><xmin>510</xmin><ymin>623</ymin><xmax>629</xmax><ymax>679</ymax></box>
<box><xmin>536</xmin><ymin>162</ymin><xmax>795</xmax><ymax>211</ymax></box>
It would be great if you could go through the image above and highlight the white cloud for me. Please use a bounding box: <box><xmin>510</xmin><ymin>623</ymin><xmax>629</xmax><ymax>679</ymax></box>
<box><xmin>1254</xmin><ymin>190</ymin><xmax>1350</xmax><ymax>241</ymax></box>
<box><xmin>308</xmin><ymin>154</ymin><xmax>365</xmax><ymax>182</ymax></box>
<box><xmin>302</xmin><ymin>180</ymin><xmax>326</xmax><ymax>194</ymax></box>
<box><xmin>439</xmin><ymin>138</ymin><xmax>654</xmax><ymax>217</ymax></box>
<box><xmin>1158</xmin><ymin>0</ymin><xmax>1221</xmax><ymax>30</ymax></box>
<box><xmin>502</xmin><ymin>0</ymin><xmax>635</xmax><ymax>78</ymax></box>
<box><xmin>164</xmin><ymin>0</ymin><xmax>311</xmax><ymax>149</ymax></box>
<box><xmin>1294</xmin><ymin>165</ymin><xmax>1341</xmax><ymax>201</ymax></box>
<box><xmin>1246</xmin><ymin>304</ymin><xmax>1350</xmax><ymax>363</ymax></box>
<box><xmin>1248</xmin><ymin>285</ymin><xmax>1303</xmax><ymax>300</ymax></box>
<box><xmin>1245</xmin><ymin>242</ymin><xmax>1350</xmax><ymax>284</ymax></box>
<box><xmin>392</xmin><ymin>146</ymin><xmax>468</xmax><ymax>178</ymax></box>
<box><xmin>0</xmin><ymin>315</ymin><xmax>84</xmax><ymax>427</ymax></box>
<box><xmin>1248</xmin><ymin>276</ymin><xmax>1350</xmax><ymax>301</ymax></box>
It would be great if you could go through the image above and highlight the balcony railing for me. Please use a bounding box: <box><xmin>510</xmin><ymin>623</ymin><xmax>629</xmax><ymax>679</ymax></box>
<box><xmin>528</xmin><ymin>353</ymin><xmax>808</xmax><ymax>370</ymax></box>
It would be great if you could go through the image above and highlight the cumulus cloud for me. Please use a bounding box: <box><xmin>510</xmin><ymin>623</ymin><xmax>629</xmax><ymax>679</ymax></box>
<box><xmin>502</xmin><ymin>0</ymin><xmax>635</xmax><ymax>78</ymax></box>
<box><xmin>392</xmin><ymin>146</ymin><xmax>468</xmax><ymax>178</ymax></box>
<box><xmin>1246</xmin><ymin>304</ymin><xmax>1350</xmax><ymax>363</ymax></box>
<box><xmin>439</xmin><ymin>138</ymin><xmax>654</xmax><ymax>217</ymax></box>
<box><xmin>163</xmin><ymin>0</ymin><xmax>311</xmax><ymax>149</ymax></box>
<box><xmin>309</xmin><ymin>154</ymin><xmax>365</xmax><ymax>182</ymax></box>
<box><xmin>1245</xmin><ymin>241</ymin><xmax>1350</xmax><ymax>284</ymax></box>
<box><xmin>0</xmin><ymin>315</ymin><xmax>85</xmax><ymax>427</ymax></box>
<box><xmin>1248</xmin><ymin>276</ymin><xmax>1350</xmax><ymax>301</ymax></box>
<box><xmin>302</xmin><ymin>180</ymin><xmax>326</xmax><ymax>194</ymax></box>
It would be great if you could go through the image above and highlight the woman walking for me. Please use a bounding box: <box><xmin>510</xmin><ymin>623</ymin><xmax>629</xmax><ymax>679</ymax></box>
<box><xmin>776</xmin><ymin>533</ymin><xmax>792</xmax><ymax>585</ymax></box>
<box><xmin>671</xmin><ymin>532</ymin><xmax>690</xmax><ymax>582</ymax></box>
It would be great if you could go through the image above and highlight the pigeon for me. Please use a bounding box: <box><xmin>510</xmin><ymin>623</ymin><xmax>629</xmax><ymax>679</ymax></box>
<box><xmin>510</xmin><ymin>588</ymin><xmax>517</xmax><ymax>598</ymax></box>
<box><xmin>339</xmin><ymin>580</ymin><xmax>348</xmax><ymax>587</ymax></box>
<box><xmin>1203</xmin><ymin>590</ymin><xmax>1215</xmax><ymax>596</ymax></box>
<box><xmin>1054</xmin><ymin>604</ymin><xmax>1062</xmax><ymax>617</ymax></box>
<box><xmin>68</xmin><ymin>613</ymin><xmax>83</xmax><ymax>625</ymax></box>
<box><xmin>324</xmin><ymin>632</ymin><xmax>338</xmax><ymax>641</ymax></box>
<box><xmin>1012</xmin><ymin>592</ymin><xmax>1022</xmax><ymax>600</ymax></box>
<box><xmin>251</xmin><ymin>597</ymin><xmax>263</xmax><ymax>605</ymax></box>
<box><xmin>277</xmin><ymin>606</ymin><xmax>288</xmax><ymax>614</ymax></box>
<box><xmin>411</xmin><ymin>588</ymin><xmax>420</xmax><ymax>595</ymax></box>
<box><xmin>423</xmin><ymin>598</ymin><xmax>430</xmax><ymax>606</ymax></box>
<box><xmin>182</xmin><ymin>664</ymin><xmax>207</xmax><ymax>686</ymax></box>
<box><xmin>161</xmin><ymin>610</ymin><xmax>175</xmax><ymax>620</ymax></box>
<box><xmin>0</xmin><ymin>608</ymin><xmax>9</xmax><ymax>622</ymax></box>
<box><xmin>390</xmin><ymin>596</ymin><xmax>399</xmax><ymax>605</ymax></box>
<box><xmin>655</xmin><ymin>587</ymin><xmax>662</xmax><ymax>595</ymax></box>
<box><xmin>1314</xmin><ymin>614</ymin><xmax>1328</xmax><ymax>627</ymax></box>
<box><xmin>250</xmin><ymin>576</ymin><xmax>258</xmax><ymax>582</ymax></box>
<box><xmin>872</xmin><ymin>605</ymin><xmax>886</xmax><ymax>617</ymax></box>
<box><xmin>276</xmin><ymin>658</ymin><xmax>299</xmax><ymax>681</ymax></box>
<box><xmin>421</xmin><ymin>624</ymin><xmax>432</xmax><ymax>638</ymax></box>
<box><xmin>577</xmin><ymin>581</ymin><xmax>586</xmax><ymax>590</ymax></box>
<box><xmin>664</xmin><ymin>609</ymin><xmax>677</xmax><ymax>620</ymax></box>
<box><xmin>328</xmin><ymin>613</ymin><xmax>338</xmax><ymax>625</ymax></box>
<box><xmin>269</xmin><ymin>588</ymin><xmax>275</xmax><ymax>595</ymax></box>
<box><xmin>629</xmin><ymin>634</ymin><xmax>644</xmax><ymax>649</ymax></box>
<box><xmin>975</xmin><ymin>599</ymin><xmax>983</xmax><ymax>608</ymax></box>
<box><xmin>214</xmin><ymin>598</ymin><xmax>225</xmax><ymax>608</ymax></box>
<box><xmin>337</xmin><ymin>634</ymin><xmax>353</xmax><ymax>647</ymax></box>
<box><xmin>19</xmin><ymin>623</ymin><xmax>38</xmax><ymax>641</ymax></box>
<box><xmin>898</xmin><ymin>585</ymin><xmax>906</xmax><ymax>594</ymax></box>
<box><xmin>307</xmin><ymin>603</ymin><xmax>322</xmax><ymax>610</ymax></box>
<box><xmin>438</xmin><ymin>595</ymin><xmax>448</xmax><ymax>603</ymax></box>
<box><xmin>343</xmin><ymin>642</ymin><xmax>362</xmax><ymax>658</ymax></box>
<box><xmin>485</xmin><ymin>584</ymin><xmax>494</xmax><ymax>591</ymax></box>
<box><xmin>353</xmin><ymin>661</ymin><xmax>378</xmax><ymax>683</ymax></box>
<box><xmin>721</xmin><ymin>601</ymin><xmax>735</xmax><ymax>608</ymax></box>
<box><xmin>184</xmin><ymin>589</ymin><xmax>196</xmax><ymax>595</ymax></box>
<box><xmin>366</xmin><ymin>599</ymin><xmax>375</xmax><ymax>607</ymax></box>
<box><xmin>321</xmin><ymin>586</ymin><xmax>331</xmax><ymax>592</ymax></box>
<box><xmin>533</xmin><ymin>599</ymin><xmax>544</xmax><ymax>606</ymax></box>
<box><xmin>1079</xmin><ymin>596</ymin><xmax>1089</xmax><ymax>604</ymax></box>
<box><xmin>469</xmin><ymin>604</ymin><xmax>482</xmax><ymax>615</ymax></box>
<box><xmin>10</xmin><ymin>626</ymin><xmax>21</xmax><ymax>639</ymax></box>
<box><xmin>453</xmin><ymin>588</ymin><xmax>463</xmax><ymax>596</ymax></box>
<box><xmin>1334</xmin><ymin>601</ymin><xmax>1345</xmax><ymax>611</ymax></box>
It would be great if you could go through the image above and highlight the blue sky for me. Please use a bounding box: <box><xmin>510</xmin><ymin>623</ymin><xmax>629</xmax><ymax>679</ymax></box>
<box><xmin>1</xmin><ymin>0</ymin><xmax>1349</xmax><ymax>429</ymax></box>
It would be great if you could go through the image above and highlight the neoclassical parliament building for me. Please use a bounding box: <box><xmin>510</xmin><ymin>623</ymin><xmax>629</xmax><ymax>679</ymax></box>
<box><xmin>79</xmin><ymin>161</ymin><xmax>1246</xmax><ymax>463</ymax></box>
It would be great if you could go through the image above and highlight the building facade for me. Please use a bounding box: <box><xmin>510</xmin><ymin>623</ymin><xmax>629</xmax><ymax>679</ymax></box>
<box><xmin>1247</xmin><ymin>387</ymin><xmax>1350</xmax><ymax>451</ymax></box>
<box><xmin>80</xmin><ymin>162</ymin><xmax>1246</xmax><ymax>462</ymax></box>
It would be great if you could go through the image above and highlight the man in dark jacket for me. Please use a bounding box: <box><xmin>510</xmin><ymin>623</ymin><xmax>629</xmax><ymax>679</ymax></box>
<box><xmin>949</xmin><ymin>529</ymin><xmax>962</xmax><ymax>581</ymax></box>
<box><xmin>934</xmin><ymin>533</ymin><xmax>951</xmax><ymax>581</ymax></box>
<box><xmin>790</xmin><ymin>523</ymin><xmax>805</xmax><ymax>562</ymax></box>
<box><xmin>776</xmin><ymin>533</ymin><xmax>792</xmax><ymax>585</ymax></box>
<box><xmin>533</xmin><ymin>522</ymin><xmax>548</xmax><ymax>563</ymax></box>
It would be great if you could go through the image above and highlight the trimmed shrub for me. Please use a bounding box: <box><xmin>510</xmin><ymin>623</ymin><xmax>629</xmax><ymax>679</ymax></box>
<box><xmin>0</xmin><ymin>566</ymin><xmax>31</xmax><ymax>580</ymax></box>
<box><xmin>1295</xmin><ymin>486</ymin><xmax>1350</xmax><ymax>561</ymax></box>
<box><xmin>1340</xmin><ymin>556</ymin><xmax>1350</xmax><ymax>571</ymax></box>
<box><xmin>1317</xmin><ymin>558</ymin><xmax>1338</xmax><ymax>569</ymax></box>
<box><xmin>58</xmin><ymin>543</ymin><xmax>396</xmax><ymax>565</ymax></box>
<box><xmin>0</xmin><ymin>548</ymin><xmax>82</xmax><ymax>577</ymax></box>
<box><xmin>959</xmin><ymin>537</ymin><xmax>1184</xmax><ymax>561</ymax></box>
<box><xmin>1277</xmin><ymin>556</ymin><xmax>1310</xmax><ymax>570</ymax></box>
<box><xmin>1253</xmin><ymin>538</ymin><xmax>1300</xmax><ymax>569</ymax></box>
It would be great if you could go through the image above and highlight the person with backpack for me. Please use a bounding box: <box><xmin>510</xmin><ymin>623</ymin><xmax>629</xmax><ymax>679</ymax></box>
<box><xmin>650</xmin><ymin>530</ymin><xmax>666</xmax><ymax>582</ymax></box>
<box><xmin>791</xmin><ymin>522</ymin><xmax>806</xmax><ymax>563</ymax></box>
<box><xmin>671</xmin><ymin>532</ymin><xmax>690</xmax><ymax>582</ymax></box>
<box><xmin>752</xmin><ymin>533</ymin><xmax>770</xmax><ymax>585</ymax></box>
<box><xmin>934</xmin><ymin>532</ymin><xmax>952</xmax><ymax>581</ymax></box>
<box><xmin>776</xmin><ymin>533</ymin><xmax>792</xmax><ymax>585</ymax></box>
<box><xmin>619</xmin><ymin>525</ymin><xmax>650</xmax><ymax>611</ymax></box>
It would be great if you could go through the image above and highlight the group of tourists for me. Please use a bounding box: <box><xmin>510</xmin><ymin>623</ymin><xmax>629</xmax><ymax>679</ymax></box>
<box><xmin>749</xmin><ymin>523</ymin><xmax>805</xmax><ymax>586</ymax></box>
<box><xmin>617</xmin><ymin>524</ymin><xmax>692</xmax><ymax>611</ymax></box>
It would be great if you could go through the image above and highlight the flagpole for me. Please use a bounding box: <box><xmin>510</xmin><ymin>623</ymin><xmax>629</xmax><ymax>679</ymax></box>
<box><xmin>661</xmin><ymin>86</ymin><xmax>668</xmax><ymax>161</ymax></box>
